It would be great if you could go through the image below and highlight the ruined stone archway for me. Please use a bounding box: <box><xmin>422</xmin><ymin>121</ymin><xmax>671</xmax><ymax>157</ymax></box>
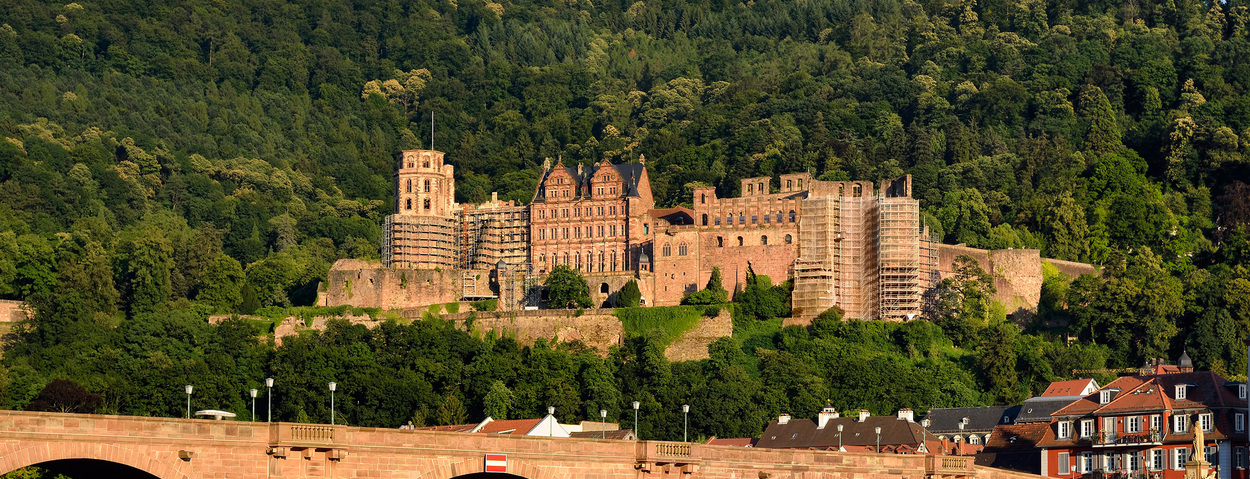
<box><xmin>0</xmin><ymin>444</ymin><xmax>188</xmax><ymax>479</ymax></box>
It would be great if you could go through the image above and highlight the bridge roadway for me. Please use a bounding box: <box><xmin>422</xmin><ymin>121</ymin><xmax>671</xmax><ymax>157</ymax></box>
<box><xmin>0</xmin><ymin>410</ymin><xmax>1040</xmax><ymax>479</ymax></box>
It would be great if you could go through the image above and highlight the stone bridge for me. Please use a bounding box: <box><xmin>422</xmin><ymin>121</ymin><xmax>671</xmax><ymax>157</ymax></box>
<box><xmin>0</xmin><ymin>410</ymin><xmax>1039</xmax><ymax>479</ymax></box>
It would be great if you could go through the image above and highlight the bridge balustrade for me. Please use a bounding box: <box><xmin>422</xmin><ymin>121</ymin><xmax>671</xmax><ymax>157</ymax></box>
<box><xmin>926</xmin><ymin>454</ymin><xmax>974</xmax><ymax>475</ymax></box>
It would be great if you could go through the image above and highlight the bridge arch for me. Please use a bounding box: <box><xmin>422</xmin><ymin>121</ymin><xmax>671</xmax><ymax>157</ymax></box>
<box><xmin>0</xmin><ymin>444</ymin><xmax>188</xmax><ymax>479</ymax></box>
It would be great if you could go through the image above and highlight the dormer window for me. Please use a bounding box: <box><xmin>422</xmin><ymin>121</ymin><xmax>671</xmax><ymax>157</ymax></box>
<box><xmin>1240</xmin><ymin>384</ymin><xmax>1246</xmax><ymax>400</ymax></box>
<box><xmin>1100</xmin><ymin>390</ymin><xmax>1116</xmax><ymax>404</ymax></box>
<box><xmin>1176</xmin><ymin>385</ymin><xmax>1187</xmax><ymax>400</ymax></box>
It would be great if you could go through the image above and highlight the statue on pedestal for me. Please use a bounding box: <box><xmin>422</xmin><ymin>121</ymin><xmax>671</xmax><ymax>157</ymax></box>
<box><xmin>1184</xmin><ymin>412</ymin><xmax>1212</xmax><ymax>479</ymax></box>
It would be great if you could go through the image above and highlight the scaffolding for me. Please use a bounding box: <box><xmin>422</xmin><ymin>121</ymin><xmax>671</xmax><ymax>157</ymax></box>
<box><xmin>877</xmin><ymin>198</ymin><xmax>922</xmax><ymax>321</ymax></box>
<box><xmin>791</xmin><ymin>195</ymin><xmax>839</xmax><ymax>318</ymax></box>
<box><xmin>382</xmin><ymin>214</ymin><xmax>459</xmax><ymax>269</ymax></box>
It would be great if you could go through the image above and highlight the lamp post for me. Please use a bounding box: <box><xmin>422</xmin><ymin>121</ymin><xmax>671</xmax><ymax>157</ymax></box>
<box><xmin>265</xmin><ymin>377</ymin><xmax>274</xmax><ymax>422</ymax></box>
<box><xmin>682</xmin><ymin>404</ymin><xmax>690</xmax><ymax>442</ymax></box>
<box><xmin>633</xmin><ymin>401</ymin><xmax>640</xmax><ymax>440</ymax></box>
<box><xmin>250</xmin><ymin>388</ymin><xmax>258</xmax><ymax>422</ymax></box>
<box><xmin>329</xmin><ymin>382</ymin><xmax>337</xmax><ymax>425</ymax></box>
<box><xmin>837</xmin><ymin>424</ymin><xmax>844</xmax><ymax>451</ymax></box>
<box><xmin>875</xmin><ymin>426</ymin><xmax>882</xmax><ymax>453</ymax></box>
<box><xmin>548</xmin><ymin>406</ymin><xmax>555</xmax><ymax>436</ymax></box>
<box><xmin>185</xmin><ymin>385</ymin><xmax>193</xmax><ymax>419</ymax></box>
<box><xmin>921</xmin><ymin>419</ymin><xmax>930</xmax><ymax>453</ymax></box>
<box><xmin>600</xmin><ymin>409</ymin><xmax>608</xmax><ymax>439</ymax></box>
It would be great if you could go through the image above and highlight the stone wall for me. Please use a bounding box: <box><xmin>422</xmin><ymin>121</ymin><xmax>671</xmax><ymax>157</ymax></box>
<box><xmin>323</xmin><ymin>259</ymin><xmax>464</xmax><ymax>309</ymax></box>
<box><xmin>665</xmin><ymin>310</ymin><xmax>732</xmax><ymax>362</ymax></box>
<box><xmin>936</xmin><ymin>245</ymin><xmax>1041</xmax><ymax>314</ymax></box>
<box><xmin>440</xmin><ymin>309</ymin><xmax>625</xmax><ymax>352</ymax></box>
<box><xmin>0</xmin><ymin>300</ymin><xmax>27</xmax><ymax>323</ymax></box>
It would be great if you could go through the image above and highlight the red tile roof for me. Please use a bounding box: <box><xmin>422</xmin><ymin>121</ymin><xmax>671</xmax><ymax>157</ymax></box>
<box><xmin>706</xmin><ymin>437</ymin><xmax>757</xmax><ymax>447</ymax></box>
<box><xmin>477</xmin><ymin>418</ymin><xmax>543</xmax><ymax>435</ymax></box>
<box><xmin>983</xmin><ymin>423</ymin><xmax>1051</xmax><ymax>452</ymax></box>
<box><xmin>1041</xmin><ymin>379</ymin><xmax>1096</xmax><ymax>397</ymax></box>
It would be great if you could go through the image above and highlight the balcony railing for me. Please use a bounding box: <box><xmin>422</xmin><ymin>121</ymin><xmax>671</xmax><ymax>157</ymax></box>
<box><xmin>925</xmin><ymin>455</ymin><xmax>973</xmax><ymax>475</ymax></box>
<box><xmin>1092</xmin><ymin>430</ymin><xmax>1162</xmax><ymax>447</ymax></box>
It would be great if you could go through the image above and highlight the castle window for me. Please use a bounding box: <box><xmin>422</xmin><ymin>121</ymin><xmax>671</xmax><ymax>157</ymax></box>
<box><xmin>853</xmin><ymin>185</ymin><xmax>861</xmax><ymax>196</ymax></box>
<box><xmin>610</xmin><ymin>206</ymin><xmax>617</xmax><ymax>215</ymax></box>
<box><xmin>761</xmin><ymin>235</ymin><xmax>768</xmax><ymax>245</ymax></box>
<box><xmin>406</xmin><ymin>179</ymin><xmax>412</xmax><ymax>193</ymax></box>
<box><xmin>424</xmin><ymin>199</ymin><xmax>431</xmax><ymax>210</ymax></box>
<box><xmin>424</xmin><ymin>180</ymin><xmax>431</xmax><ymax>193</ymax></box>
<box><xmin>598</xmin><ymin>187</ymin><xmax>604</xmax><ymax>196</ymax></box>
<box><xmin>662</xmin><ymin>243</ymin><xmax>672</xmax><ymax>256</ymax></box>
<box><xmin>759</xmin><ymin>182</ymin><xmax>764</xmax><ymax>193</ymax></box>
<box><xmin>564</xmin><ymin>253</ymin><xmax>570</xmax><ymax>265</ymax></box>
<box><xmin>586</xmin><ymin>226</ymin><xmax>592</xmax><ymax>237</ymax></box>
<box><xmin>839</xmin><ymin>186</ymin><xmax>844</xmax><ymax>196</ymax></box>
<box><xmin>575</xmin><ymin>252</ymin><xmax>582</xmax><ymax>269</ymax></box>
<box><xmin>540</xmin><ymin>230</ymin><xmax>546</xmax><ymax>240</ymax></box>
<box><xmin>797</xmin><ymin>179</ymin><xmax>803</xmax><ymax>189</ymax></box>
<box><xmin>751</xmin><ymin>214</ymin><xmax>757</xmax><ymax>224</ymax></box>
<box><xmin>763</xmin><ymin>213</ymin><xmax>770</xmax><ymax>223</ymax></box>
<box><xmin>611</xmin><ymin>251</ymin><xmax>618</xmax><ymax>271</ymax></box>
<box><xmin>739</xmin><ymin>213</ymin><xmax>745</xmax><ymax>223</ymax></box>
<box><xmin>599</xmin><ymin>252</ymin><xmax>605</xmax><ymax>271</ymax></box>
<box><xmin>726</xmin><ymin>216</ymin><xmax>733</xmax><ymax>225</ymax></box>
<box><xmin>563</xmin><ymin>209</ymin><xmax>569</xmax><ymax>218</ymax></box>
<box><xmin>789</xmin><ymin>210</ymin><xmax>796</xmax><ymax>222</ymax></box>
<box><xmin>644</xmin><ymin>224</ymin><xmax>650</xmax><ymax>234</ymax></box>
<box><xmin>737</xmin><ymin>236</ymin><xmax>744</xmax><ymax>246</ymax></box>
<box><xmin>406</xmin><ymin>198</ymin><xmax>412</xmax><ymax>210</ymax></box>
<box><xmin>574</xmin><ymin>208</ymin><xmax>579</xmax><ymax>217</ymax></box>
<box><xmin>611</xmin><ymin>225</ymin><xmax>616</xmax><ymax>236</ymax></box>
<box><xmin>717</xmin><ymin>237</ymin><xmax>724</xmax><ymax>247</ymax></box>
<box><xmin>786</xmin><ymin>180</ymin><xmax>792</xmax><ymax>189</ymax></box>
<box><xmin>599</xmin><ymin>207</ymin><xmax>605</xmax><ymax>215</ymax></box>
<box><xmin>701</xmin><ymin>194</ymin><xmax>706</xmax><ymax>204</ymax></box>
<box><xmin>423</xmin><ymin>160</ymin><xmax>430</xmax><ymax>168</ymax></box>
<box><xmin>714</xmin><ymin>217</ymin><xmax>721</xmax><ymax>225</ymax></box>
<box><xmin>747</xmin><ymin>184</ymin><xmax>754</xmax><ymax>194</ymax></box>
<box><xmin>702</xmin><ymin>214</ymin><xmax>708</xmax><ymax>226</ymax></box>
<box><xmin>575</xmin><ymin>228</ymin><xmax>581</xmax><ymax>238</ymax></box>
<box><xmin>563</xmin><ymin>228</ymin><xmax>569</xmax><ymax>239</ymax></box>
<box><xmin>784</xmin><ymin>234</ymin><xmax>793</xmax><ymax>244</ymax></box>
<box><xmin>678</xmin><ymin>243</ymin><xmax>688</xmax><ymax>256</ymax></box>
<box><xmin>598</xmin><ymin>226</ymin><xmax>604</xmax><ymax>236</ymax></box>
<box><xmin>601</xmin><ymin>283</ymin><xmax>609</xmax><ymax>294</ymax></box>
<box><xmin>776</xmin><ymin>211</ymin><xmax>783</xmax><ymax>222</ymax></box>
<box><xmin>587</xmin><ymin>207</ymin><xmax>593</xmax><ymax>216</ymax></box>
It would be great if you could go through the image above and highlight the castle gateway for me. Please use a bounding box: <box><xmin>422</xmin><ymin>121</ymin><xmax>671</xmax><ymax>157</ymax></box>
<box><xmin>376</xmin><ymin>149</ymin><xmax>941</xmax><ymax>321</ymax></box>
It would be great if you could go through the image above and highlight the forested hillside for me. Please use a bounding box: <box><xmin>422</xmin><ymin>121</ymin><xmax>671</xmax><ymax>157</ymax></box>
<box><xmin>2</xmin><ymin>0</ymin><xmax>1250</xmax><ymax>438</ymax></box>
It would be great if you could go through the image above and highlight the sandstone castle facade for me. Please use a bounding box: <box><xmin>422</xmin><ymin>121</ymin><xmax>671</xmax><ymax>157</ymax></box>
<box><xmin>373</xmin><ymin>149</ymin><xmax>949</xmax><ymax>321</ymax></box>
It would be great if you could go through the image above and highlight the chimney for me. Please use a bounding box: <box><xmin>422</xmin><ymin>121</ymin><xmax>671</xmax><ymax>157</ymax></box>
<box><xmin>816</xmin><ymin>406</ymin><xmax>839</xmax><ymax>429</ymax></box>
<box><xmin>897</xmin><ymin>409</ymin><xmax>914</xmax><ymax>422</ymax></box>
<box><xmin>491</xmin><ymin>191</ymin><xmax>498</xmax><ymax>204</ymax></box>
<box><xmin>858</xmin><ymin>410</ymin><xmax>871</xmax><ymax>422</ymax></box>
<box><xmin>778</xmin><ymin>414</ymin><xmax>791</xmax><ymax>425</ymax></box>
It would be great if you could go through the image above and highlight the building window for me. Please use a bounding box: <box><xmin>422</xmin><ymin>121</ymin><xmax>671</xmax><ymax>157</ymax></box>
<box><xmin>761</xmin><ymin>235</ymin><xmax>768</xmax><ymax>245</ymax></box>
<box><xmin>611</xmin><ymin>251</ymin><xmax>618</xmax><ymax>271</ymax></box>
<box><xmin>737</xmin><ymin>236</ymin><xmax>744</xmax><ymax>246</ymax></box>
<box><xmin>423</xmin><ymin>199</ymin><xmax>431</xmax><ymax>210</ymax></box>
<box><xmin>598</xmin><ymin>225</ymin><xmax>604</xmax><ymax>237</ymax></box>
<box><xmin>406</xmin><ymin>179</ymin><xmax>412</xmax><ymax>193</ymax></box>
<box><xmin>1242</xmin><ymin>384</ymin><xmax>1248</xmax><ymax>400</ymax></box>
<box><xmin>405</xmin><ymin>198</ymin><xmax>412</xmax><ymax>210</ymax></box>
<box><xmin>1176</xmin><ymin>385</ymin><xmax>1187</xmax><ymax>400</ymax></box>
<box><xmin>644</xmin><ymin>224</ymin><xmax>649</xmax><ymax>234</ymax></box>
<box><xmin>1057</xmin><ymin>452</ymin><xmax>1070</xmax><ymax>474</ymax></box>
<box><xmin>763</xmin><ymin>213</ymin><xmax>770</xmax><ymax>223</ymax></box>
<box><xmin>662</xmin><ymin>243</ymin><xmax>672</xmax><ymax>257</ymax></box>
<box><xmin>1237</xmin><ymin>447</ymin><xmax>1246</xmax><ymax>469</ymax></box>
<box><xmin>1149</xmin><ymin>449</ymin><xmax>1163</xmax><ymax>471</ymax></box>
<box><xmin>788</xmin><ymin>210</ymin><xmax>796</xmax><ymax>222</ymax></box>
<box><xmin>1151</xmin><ymin>414</ymin><xmax>1161</xmax><ymax>432</ymax></box>
<box><xmin>751</xmin><ymin>215</ymin><xmax>758</xmax><ymax>223</ymax></box>
<box><xmin>611</xmin><ymin>225</ymin><xmax>617</xmax><ymax>236</ymax></box>
<box><xmin>574</xmin><ymin>208</ymin><xmax>579</xmax><ymax>217</ymax></box>
<box><xmin>1237</xmin><ymin>413</ymin><xmax>1245</xmax><ymax>432</ymax></box>
<box><xmin>726</xmin><ymin>215</ymin><xmax>733</xmax><ymax>225</ymax></box>
<box><xmin>610</xmin><ymin>206</ymin><xmax>616</xmax><ymax>215</ymax></box>
<box><xmin>678</xmin><ymin>243</ymin><xmax>687</xmax><ymax>256</ymax></box>
<box><xmin>540</xmin><ymin>230</ymin><xmax>546</xmax><ymax>240</ymax></box>
<box><xmin>747</xmin><ymin>184</ymin><xmax>753</xmax><ymax>194</ymax></box>
<box><xmin>701</xmin><ymin>194</ymin><xmax>706</xmax><ymax>204</ymax></box>
<box><xmin>424</xmin><ymin>179</ymin><xmax>431</xmax><ymax>192</ymax></box>
<box><xmin>717</xmin><ymin>237</ymin><xmax>724</xmax><ymax>247</ymax></box>
<box><xmin>786</xmin><ymin>180</ymin><xmax>792</xmax><ymax>189</ymax></box>
<box><xmin>784</xmin><ymin>234</ymin><xmax>793</xmax><ymax>244</ymax></box>
<box><xmin>575</xmin><ymin>228</ymin><xmax>581</xmax><ymax>238</ymax></box>
<box><xmin>1058</xmin><ymin>421</ymin><xmax>1071</xmax><ymax>439</ymax></box>
<box><xmin>423</xmin><ymin>160</ymin><xmax>430</xmax><ymax>168</ymax></box>
<box><xmin>563</xmin><ymin>228</ymin><xmax>569</xmax><ymax>239</ymax></box>
<box><xmin>1126</xmin><ymin>416</ymin><xmax>1141</xmax><ymax>433</ymax></box>
<box><xmin>563</xmin><ymin>209</ymin><xmax>569</xmax><ymax>218</ymax></box>
<box><xmin>1079</xmin><ymin>419</ymin><xmax>1093</xmax><ymax>438</ymax></box>
<box><xmin>1078</xmin><ymin>453</ymin><xmax>1091</xmax><ymax>474</ymax></box>
<box><xmin>1200</xmin><ymin>413</ymin><xmax>1212</xmax><ymax>432</ymax></box>
<box><xmin>776</xmin><ymin>211</ymin><xmax>783</xmax><ymax>222</ymax></box>
<box><xmin>739</xmin><ymin>213</ymin><xmax>745</xmax><ymax>224</ymax></box>
<box><xmin>702</xmin><ymin>214</ymin><xmax>708</xmax><ymax>226</ymax></box>
<box><xmin>969</xmin><ymin>435</ymin><xmax>980</xmax><ymax>445</ymax></box>
<box><xmin>1174</xmin><ymin>415</ymin><xmax>1189</xmax><ymax>436</ymax></box>
<box><xmin>714</xmin><ymin>217</ymin><xmax>721</xmax><ymax>225</ymax></box>
<box><xmin>1099</xmin><ymin>390</ymin><xmax>1113</xmax><ymax>404</ymax></box>
<box><xmin>1175</xmin><ymin>448</ymin><xmax>1187</xmax><ymax>470</ymax></box>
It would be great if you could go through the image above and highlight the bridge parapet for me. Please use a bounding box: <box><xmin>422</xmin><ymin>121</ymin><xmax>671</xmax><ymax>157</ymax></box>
<box><xmin>927</xmin><ymin>454</ymin><xmax>975</xmax><ymax>476</ymax></box>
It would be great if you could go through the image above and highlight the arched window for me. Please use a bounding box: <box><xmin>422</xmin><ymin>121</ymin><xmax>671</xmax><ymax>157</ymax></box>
<box><xmin>564</xmin><ymin>252</ymin><xmax>570</xmax><ymax>265</ymax></box>
<box><xmin>776</xmin><ymin>211</ymin><xmax>783</xmax><ymax>222</ymax></box>
<box><xmin>575</xmin><ymin>252</ymin><xmax>582</xmax><ymax>269</ymax></box>
<box><xmin>405</xmin><ymin>198</ymin><xmax>412</xmax><ymax>210</ymax></box>
<box><xmin>423</xmin><ymin>160</ymin><xmax>430</xmax><ymax>168</ymax></box>
<box><xmin>726</xmin><ymin>215</ymin><xmax>733</xmax><ymax>225</ymax></box>
<box><xmin>424</xmin><ymin>179</ymin><xmax>431</xmax><ymax>193</ymax></box>
<box><xmin>662</xmin><ymin>243</ymin><xmax>672</xmax><ymax>256</ymax></box>
<box><xmin>788</xmin><ymin>210</ymin><xmax>796</xmax><ymax>222</ymax></box>
<box><xmin>702</xmin><ymin>214</ymin><xmax>708</xmax><ymax>226</ymax></box>
<box><xmin>611</xmin><ymin>251</ymin><xmax>618</xmax><ymax>271</ymax></box>
<box><xmin>761</xmin><ymin>235</ymin><xmax>768</xmax><ymax>245</ymax></box>
<box><xmin>600</xmin><ymin>283</ymin><xmax>610</xmax><ymax>294</ymax></box>
<box><xmin>701</xmin><ymin>194</ymin><xmax>706</xmax><ymax>204</ymax></box>
<box><xmin>784</xmin><ymin>234</ymin><xmax>793</xmax><ymax>244</ymax></box>
<box><xmin>797</xmin><ymin>179</ymin><xmax>803</xmax><ymax>189</ymax></box>
<box><xmin>406</xmin><ymin>179</ymin><xmax>412</xmax><ymax>193</ymax></box>
<box><xmin>758</xmin><ymin>182</ymin><xmax>764</xmax><ymax>193</ymax></box>
<box><xmin>747</xmin><ymin>184</ymin><xmax>753</xmax><ymax>194</ymax></box>
<box><xmin>678</xmin><ymin>243</ymin><xmax>688</xmax><ymax>256</ymax></box>
<box><xmin>424</xmin><ymin>199</ymin><xmax>431</xmax><ymax>210</ymax></box>
<box><xmin>717</xmin><ymin>237</ymin><xmax>724</xmax><ymax>247</ymax></box>
<box><xmin>786</xmin><ymin>180</ymin><xmax>792</xmax><ymax>189</ymax></box>
<box><xmin>737</xmin><ymin>236</ymin><xmax>744</xmax><ymax>246</ymax></box>
<box><xmin>644</xmin><ymin>224</ymin><xmax>650</xmax><ymax>235</ymax></box>
<box><xmin>739</xmin><ymin>213</ymin><xmax>745</xmax><ymax>223</ymax></box>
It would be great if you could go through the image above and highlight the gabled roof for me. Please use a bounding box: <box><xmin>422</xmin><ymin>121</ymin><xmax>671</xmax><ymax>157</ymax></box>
<box><xmin>535</xmin><ymin>162</ymin><xmax>647</xmax><ymax>201</ymax></box>
<box><xmin>983</xmin><ymin>423</ymin><xmax>1051</xmax><ymax>452</ymax></box>
<box><xmin>922</xmin><ymin>406</ymin><xmax>1020</xmax><ymax>434</ymax></box>
<box><xmin>476</xmin><ymin>418</ymin><xmax>544</xmax><ymax>435</ymax></box>
<box><xmin>1015</xmin><ymin>397</ymin><xmax>1080</xmax><ymax>423</ymax></box>
<box><xmin>1041</xmin><ymin>379</ymin><xmax>1099</xmax><ymax>398</ymax></box>
<box><xmin>756</xmin><ymin>415</ymin><xmax>928</xmax><ymax>450</ymax></box>
<box><xmin>705</xmin><ymin>437</ymin><xmax>757</xmax><ymax>447</ymax></box>
<box><xmin>569</xmin><ymin>429</ymin><xmax>636</xmax><ymax>440</ymax></box>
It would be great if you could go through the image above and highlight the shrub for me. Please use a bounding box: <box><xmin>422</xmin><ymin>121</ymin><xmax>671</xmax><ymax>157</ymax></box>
<box><xmin>471</xmin><ymin>299</ymin><xmax>497</xmax><ymax>311</ymax></box>
<box><xmin>618</xmin><ymin>280</ymin><xmax>641</xmax><ymax>307</ymax></box>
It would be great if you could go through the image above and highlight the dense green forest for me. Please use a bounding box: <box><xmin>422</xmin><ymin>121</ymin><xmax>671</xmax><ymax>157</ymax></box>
<box><xmin>2</xmin><ymin>0</ymin><xmax>1250</xmax><ymax>439</ymax></box>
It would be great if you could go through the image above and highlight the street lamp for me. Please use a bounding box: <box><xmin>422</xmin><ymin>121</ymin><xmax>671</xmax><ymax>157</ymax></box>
<box><xmin>250</xmin><ymin>388</ymin><xmax>258</xmax><ymax>422</ymax></box>
<box><xmin>328</xmin><ymin>382</ymin><xmax>337</xmax><ymax>425</ymax></box>
<box><xmin>265</xmin><ymin>377</ymin><xmax>274</xmax><ymax>423</ymax></box>
<box><xmin>184</xmin><ymin>385</ymin><xmax>193</xmax><ymax>419</ymax></box>
<box><xmin>600</xmin><ymin>409</ymin><xmax>608</xmax><ymax>439</ymax></box>
<box><xmin>837</xmin><ymin>424</ymin><xmax>844</xmax><ymax>451</ymax></box>
<box><xmin>875</xmin><ymin>426</ymin><xmax>882</xmax><ymax>453</ymax></box>
<box><xmin>921</xmin><ymin>419</ymin><xmax>930</xmax><ymax>453</ymax></box>
<box><xmin>632</xmin><ymin>401</ymin><xmax>640</xmax><ymax>440</ymax></box>
<box><xmin>682</xmin><ymin>404</ymin><xmax>690</xmax><ymax>442</ymax></box>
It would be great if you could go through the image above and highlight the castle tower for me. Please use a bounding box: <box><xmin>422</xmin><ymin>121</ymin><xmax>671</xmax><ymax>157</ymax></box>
<box><xmin>383</xmin><ymin>150</ymin><xmax>460</xmax><ymax>269</ymax></box>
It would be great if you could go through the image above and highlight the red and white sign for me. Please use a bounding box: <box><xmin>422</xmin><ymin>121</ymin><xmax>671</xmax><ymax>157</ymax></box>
<box><xmin>484</xmin><ymin>454</ymin><xmax>507</xmax><ymax>473</ymax></box>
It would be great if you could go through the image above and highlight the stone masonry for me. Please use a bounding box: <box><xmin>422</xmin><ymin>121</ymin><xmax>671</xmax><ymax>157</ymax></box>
<box><xmin>0</xmin><ymin>410</ymin><xmax>1046</xmax><ymax>479</ymax></box>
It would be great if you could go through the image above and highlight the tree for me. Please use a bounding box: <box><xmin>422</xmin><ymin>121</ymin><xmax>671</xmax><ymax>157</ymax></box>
<box><xmin>124</xmin><ymin>230</ymin><xmax>174</xmax><ymax>316</ymax></box>
<box><xmin>934</xmin><ymin>255</ymin><xmax>997</xmax><ymax>346</ymax></box>
<box><xmin>977</xmin><ymin>324</ymin><xmax>1021</xmax><ymax>404</ymax></box>
<box><xmin>618</xmin><ymin>280</ymin><xmax>641</xmax><ymax>308</ymax></box>
<box><xmin>1079</xmin><ymin>85</ymin><xmax>1123</xmax><ymax>157</ymax></box>
<box><xmin>437</xmin><ymin>393</ymin><xmax>469</xmax><ymax>425</ymax></box>
<box><xmin>25</xmin><ymin>379</ymin><xmax>101</xmax><ymax>414</ymax></box>
<box><xmin>734</xmin><ymin>264</ymin><xmax>790</xmax><ymax>321</ymax></box>
<box><xmin>544</xmin><ymin>265</ymin><xmax>591</xmax><ymax>309</ymax></box>
<box><xmin>482</xmin><ymin>380</ymin><xmax>514</xmax><ymax>420</ymax></box>
<box><xmin>197</xmin><ymin>255</ymin><xmax>244</xmax><ymax>312</ymax></box>
<box><xmin>682</xmin><ymin>267</ymin><xmax>728</xmax><ymax>305</ymax></box>
<box><xmin>1041</xmin><ymin>192</ymin><xmax>1090</xmax><ymax>261</ymax></box>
